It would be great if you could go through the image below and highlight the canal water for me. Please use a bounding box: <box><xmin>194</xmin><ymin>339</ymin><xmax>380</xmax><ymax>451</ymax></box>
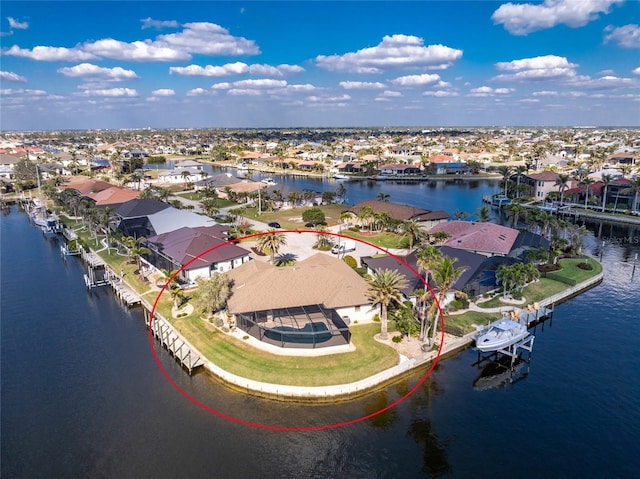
<box><xmin>2</xmin><ymin>188</ymin><xmax>639</xmax><ymax>477</ymax></box>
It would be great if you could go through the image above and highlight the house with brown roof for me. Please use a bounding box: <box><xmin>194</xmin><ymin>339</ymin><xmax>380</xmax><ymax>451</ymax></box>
<box><xmin>61</xmin><ymin>176</ymin><xmax>113</xmax><ymax>195</ymax></box>
<box><xmin>428</xmin><ymin>220</ymin><xmax>520</xmax><ymax>257</ymax></box>
<box><xmin>517</xmin><ymin>171</ymin><xmax>560</xmax><ymax>200</ymax></box>
<box><xmin>225</xmin><ymin>253</ymin><xmax>377</xmax><ymax>348</ymax></box>
<box><xmin>348</xmin><ymin>200</ymin><xmax>449</xmax><ymax>229</ymax></box>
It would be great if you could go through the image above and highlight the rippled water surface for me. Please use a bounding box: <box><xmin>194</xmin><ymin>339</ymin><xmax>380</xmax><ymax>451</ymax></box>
<box><xmin>2</xmin><ymin>202</ymin><xmax>639</xmax><ymax>478</ymax></box>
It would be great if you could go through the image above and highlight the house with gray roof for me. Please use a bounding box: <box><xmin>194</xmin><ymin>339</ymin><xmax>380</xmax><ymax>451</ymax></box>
<box><xmin>348</xmin><ymin>200</ymin><xmax>449</xmax><ymax>229</ymax></box>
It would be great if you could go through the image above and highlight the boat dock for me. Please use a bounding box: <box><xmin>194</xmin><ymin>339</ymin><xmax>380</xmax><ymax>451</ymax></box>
<box><xmin>143</xmin><ymin>309</ymin><xmax>203</xmax><ymax>375</ymax></box>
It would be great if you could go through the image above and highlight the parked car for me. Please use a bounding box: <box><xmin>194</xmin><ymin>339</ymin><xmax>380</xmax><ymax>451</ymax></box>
<box><xmin>268</xmin><ymin>222</ymin><xmax>281</xmax><ymax>228</ymax></box>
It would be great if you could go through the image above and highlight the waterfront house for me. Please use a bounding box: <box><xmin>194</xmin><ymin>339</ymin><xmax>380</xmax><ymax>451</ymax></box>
<box><xmin>379</xmin><ymin>164</ymin><xmax>422</xmax><ymax>176</ymax></box>
<box><xmin>225</xmin><ymin>253</ymin><xmax>377</xmax><ymax>348</ymax></box>
<box><xmin>146</xmin><ymin>225</ymin><xmax>250</xmax><ymax>282</ymax></box>
<box><xmin>516</xmin><ymin>171</ymin><xmax>560</xmax><ymax>201</ymax></box>
<box><xmin>115</xmin><ymin>199</ymin><xmax>171</xmax><ymax>238</ymax></box>
<box><xmin>86</xmin><ymin>186</ymin><xmax>140</xmax><ymax>208</ymax></box>
<box><xmin>61</xmin><ymin>176</ymin><xmax>113</xmax><ymax>195</ymax></box>
<box><xmin>361</xmin><ymin>246</ymin><xmax>519</xmax><ymax>300</ymax></box>
<box><xmin>347</xmin><ymin>200</ymin><xmax>449</xmax><ymax>230</ymax></box>
<box><xmin>158</xmin><ymin>167</ymin><xmax>203</xmax><ymax>184</ymax></box>
<box><xmin>428</xmin><ymin>221</ymin><xmax>520</xmax><ymax>257</ymax></box>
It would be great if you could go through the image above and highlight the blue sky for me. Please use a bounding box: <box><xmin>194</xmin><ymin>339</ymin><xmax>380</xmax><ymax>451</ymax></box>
<box><xmin>1</xmin><ymin>1</ymin><xmax>639</xmax><ymax>130</ymax></box>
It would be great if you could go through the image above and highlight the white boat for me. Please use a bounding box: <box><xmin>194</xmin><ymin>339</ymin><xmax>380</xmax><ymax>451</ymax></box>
<box><xmin>333</xmin><ymin>174</ymin><xmax>351</xmax><ymax>180</ymax></box>
<box><xmin>236</xmin><ymin>162</ymin><xmax>249</xmax><ymax>171</ymax></box>
<box><xmin>475</xmin><ymin>319</ymin><xmax>529</xmax><ymax>352</ymax></box>
<box><xmin>261</xmin><ymin>177</ymin><xmax>277</xmax><ymax>186</ymax></box>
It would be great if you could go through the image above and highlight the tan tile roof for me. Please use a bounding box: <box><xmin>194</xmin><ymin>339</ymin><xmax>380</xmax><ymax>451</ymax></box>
<box><xmin>61</xmin><ymin>176</ymin><xmax>113</xmax><ymax>194</ymax></box>
<box><xmin>86</xmin><ymin>186</ymin><xmax>140</xmax><ymax>206</ymax></box>
<box><xmin>226</xmin><ymin>253</ymin><xmax>370</xmax><ymax>314</ymax></box>
<box><xmin>527</xmin><ymin>171</ymin><xmax>559</xmax><ymax>182</ymax></box>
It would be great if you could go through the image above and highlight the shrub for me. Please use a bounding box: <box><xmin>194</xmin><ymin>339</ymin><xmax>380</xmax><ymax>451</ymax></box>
<box><xmin>302</xmin><ymin>207</ymin><xmax>326</xmax><ymax>225</ymax></box>
<box><xmin>343</xmin><ymin>255</ymin><xmax>357</xmax><ymax>268</ymax></box>
<box><xmin>392</xmin><ymin>335</ymin><xmax>403</xmax><ymax>343</ymax></box>
<box><xmin>243</xmin><ymin>335</ymin><xmax>249</xmax><ymax>340</ymax></box>
<box><xmin>577</xmin><ymin>262</ymin><xmax>593</xmax><ymax>271</ymax></box>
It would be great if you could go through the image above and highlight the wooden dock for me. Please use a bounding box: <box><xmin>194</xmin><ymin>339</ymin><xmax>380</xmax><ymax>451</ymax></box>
<box><xmin>144</xmin><ymin>310</ymin><xmax>203</xmax><ymax>375</ymax></box>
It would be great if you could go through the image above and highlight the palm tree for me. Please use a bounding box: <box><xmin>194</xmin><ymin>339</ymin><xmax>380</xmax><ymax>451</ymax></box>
<box><xmin>453</xmin><ymin>209</ymin><xmax>469</xmax><ymax>220</ymax></box>
<box><xmin>497</xmin><ymin>165</ymin><xmax>512</xmax><ymax>197</ymax></box>
<box><xmin>555</xmin><ymin>173</ymin><xmax>570</xmax><ymax>206</ymax></box>
<box><xmin>358</xmin><ymin>205</ymin><xmax>375</xmax><ymax>231</ymax></box>
<box><xmin>580</xmin><ymin>177</ymin><xmax>595</xmax><ymax>208</ymax></box>
<box><xmin>431</xmin><ymin>231</ymin><xmax>451</xmax><ymax>245</ymax></box>
<box><xmin>416</xmin><ymin>244</ymin><xmax>441</xmax><ymax>287</ymax></box>
<box><xmin>366</xmin><ymin>269</ymin><xmax>408</xmax><ymax>340</ymax></box>
<box><xmin>601</xmin><ymin>174</ymin><xmax>613</xmax><ymax>212</ymax></box>
<box><xmin>505</xmin><ymin>203</ymin><xmax>526</xmax><ymax>228</ymax></box>
<box><xmin>475</xmin><ymin>205</ymin><xmax>491</xmax><ymax>222</ymax></box>
<box><xmin>428</xmin><ymin>256</ymin><xmax>466</xmax><ymax>345</ymax></box>
<box><xmin>201</xmin><ymin>198</ymin><xmax>219</xmax><ymax>217</ymax></box>
<box><xmin>402</xmin><ymin>220</ymin><xmax>426</xmax><ymax>250</ymax></box>
<box><xmin>621</xmin><ymin>177</ymin><xmax>640</xmax><ymax>213</ymax></box>
<box><xmin>257</xmin><ymin>230</ymin><xmax>287</xmax><ymax>263</ymax></box>
<box><xmin>377</xmin><ymin>192</ymin><xmax>390</xmax><ymax>202</ymax></box>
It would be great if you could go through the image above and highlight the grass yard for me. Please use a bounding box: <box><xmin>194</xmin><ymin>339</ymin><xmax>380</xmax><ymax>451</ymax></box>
<box><xmin>169</xmin><ymin>316</ymin><xmax>399</xmax><ymax>387</ymax></box>
<box><xmin>446</xmin><ymin>311</ymin><xmax>501</xmax><ymax>333</ymax></box>
<box><xmin>339</xmin><ymin>230</ymin><xmax>410</xmax><ymax>249</ymax></box>
<box><xmin>478</xmin><ymin>257</ymin><xmax>602</xmax><ymax>309</ymax></box>
<box><xmin>243</xmin><ymin>204</ymin><xmax>350</xmax><ymax>229</ymax></box>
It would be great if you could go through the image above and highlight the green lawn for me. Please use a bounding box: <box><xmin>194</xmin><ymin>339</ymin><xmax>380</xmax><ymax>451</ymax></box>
<box><xmin>339</xmin><ymin>230</ymin><xmax>409</xmax><ymax>249</ymax></box>
<box><xmin>169</xmin><ymin>316</ymin><xmax>399</xmax><ymax>387</ymax></box>
<box><xmin>243</xmin><ymin>204</ymin><xmax>350</xmax><ymax>228</ymax></box>
<box><xmin>446</xmin><ymin>311</ymin><xmax>501</xmax><ymax>333</ymax></box>
<box><xmin>478</xmin><ymin>258</ymin><xmax>602</xmax><ymax>309</ymax></box>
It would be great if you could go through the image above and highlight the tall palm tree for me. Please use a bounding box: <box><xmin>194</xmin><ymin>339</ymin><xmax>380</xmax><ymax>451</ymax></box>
<box><xmin>621</xmin><ymin>177</ymin><xmax>640</xmax><ymax>213</ymax></box>
<box><xmin>402</xmin><ymin>220</ymin><xmax>426</xmax><ymax>250</ymax></box>
<box><xmin>497</xmin><ymin>165</ymin><xmax>512</xmax><ymax>197</ymax></box>
<box><xmin>416</xmin><ymin>244</ymin><xmax>441</xmax><ymax>286</ymax></box>
<box><xmin>580</xmin><ymin>177</ymin><xmax>595</xmax><ymax>208</ymax></box>
<box><xmin>428</xmin><ymin>256</ymin><xmax>466</xmax><ymax>345</ymax></box>
<box><xmin>505</xmin><ymin>203</ymin><xmax>526</xmax><ymax>228</ymax></box>
<box><xmin>377</xmin><ymin>192</ymin><xmax>390</xmax><ymax>202</ymax></box>
<box><xmin>366</xmin><ymin>269</ymin><xmax>408</xmax><ymax>340</ymax></box>
<box><xmin>257</xmin><ymin>230</ymin><xmax>287</xmax><ymax>263</ymax></box>
<box><xmin>555</xmin><ymin>173</ymin><xmax>570</xmax><ymax>206</ymax></box>
<box><xmin>601</xmin><ymin>174</ymin><xmax>613</xmax><ymax>212</ymax></box>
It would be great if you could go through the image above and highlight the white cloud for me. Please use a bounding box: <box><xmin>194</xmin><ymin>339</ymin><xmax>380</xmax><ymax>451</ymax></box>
<box><xmin>7</xmin><ymin>17</ymin><xmax>29</xmax><ymax>30</ymax></box>
<box><xmin>633</xmin><ymin>67</ymin><xmax>640</xmax><ymax>75</ymax></box>
<box><xmin>0</xmin><ymin>70</ymin><xmax>27</xmax><ymax>82</ymax></box>
<box><xmin>532</xmin><ymin>90</ymin><xmax>559</xmax><ymax>96</ymax></box>
<box><xmin>520</xmin><ymin>98</ymin><xmax>540</xmax><ymax>103</ymax></box>
<box><xmin>316</xmin><ymin>34</ymin><xmax>462</xmax><ymax>73</ymax></box>
<box><xmin>4</xmin><ymin>45</ymin><xmax>97</xmax><ymax>61</ymax></box>
<box><xmin>468</xmin><ymin>86</ymin><xmax>514</xmax><ymax>97</ymax></box>
<box><xmin>170</xmin><ymin>62</ymin><xmax>249</xmax><ymax>76</ymax></box>
<box><xmin>249</xmin><ymin>64</ymin><xmax>304</xmax><ymax>76</ymax></box>
<box><xmin>390</xmin><ymin>73</ymin><xmax>442</xmax><ymax>86</ymax></box>
<box><xmin>228</xmin><ymin>89</ymin><xmax>263</xmax><ymax>96</ymax></box>
<box><xmin>604</xmin><ymin>24</ymin><xmax>640</xmax><ymax>48</ymax></box>
<box><xmin>57</xmin><ymin>63</ymin><xmax>138</xmax><ymax>81</ymax></box>
<box><xmin>423</xmin><ymin>90</ymin><xmax>459</xmax><ymax>97</ymax></box>
<box><xmin>170</xmin><ymin>62</ymin><xmax>303</xmax><ymax>77</ymax></box>
<box><xmin>156</xmin><ymin>22</ymin><xmax>260</xmax><ymax>57</ymax></box>
<box><xmin>5</xmin><ymin>22</ymin><xmax>260</xmax><ymax>63</ymax></box>
<box><xmin>151</xmin><ymin>88</ymin><xmax>175</xmax><ymax>96</ymax></box>
<box><xmin>380</xmin><ymin>90</ymin><xmax>402</xmax><ymax>97</ymax></box>
<box><xmin>186</xmin><ymin>88</ymin><xmax>211</xmax><ymax>96</ymax></box>
<box><xmin>339</xmin><ymin>81</ymin><xmax>386</xmax><ymax>90</ymax></box>
<box><xmin>211</xmin><ymin>82</ymin><xmax>232</xmax><ymax>90</ymax></box>
<box><xmin>493</xmin><ymin>55</ymin><xmax>579</xmax><ymax>82</ymax></box>
<box><xmin>140</xmin><ymin>18</ymin><xmax>179</xmax><ymax>29</ymax></box>
<box><xmin>570</xmin><ymin>75</ymin><xmax>637</xmax><ymax>89</ymax></box>
<box><xmin>79</xmin><ymin>88</ymin><xmax>138</xmax><ymax>97</ymax></box>
<box><xmin>492</xmin><ymin>0</ymin><xmax>622</xmax><ymax>36</ymax></box>
<box><xmin>82</xmin><ymin>38</ymin><xmax>189</xmax><ymax>62</ymax></box>
<box><xmin>214</xmin><ymin>78</ymin><xmax>288</xmax><ymax>90</ymax></box>
<box><xmin>306</xmin><ymin>94</ymin><xmax>351</xmax><ymax>103</ymax></box>
<box><xmin>0</xmin><ymin>88</ymin><xmax>46</xmax><ymax>96</ymax></box>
